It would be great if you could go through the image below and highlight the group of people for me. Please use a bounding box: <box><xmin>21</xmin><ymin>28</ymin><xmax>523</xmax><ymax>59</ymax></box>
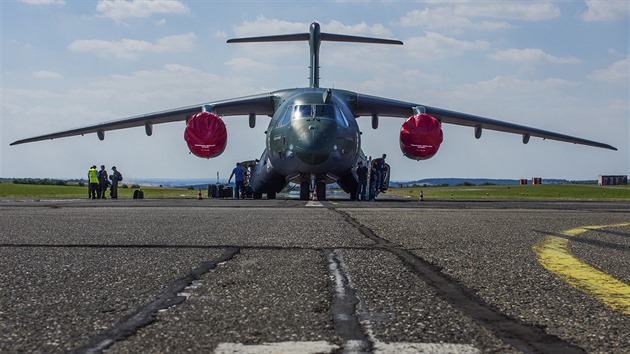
<box><xmin>87</xmin><ymin>165</ymin><xmax>123</xmax><ymax>199</ymax></box>
<box><xmin>355</xmin><ymin>153</ymin><xmax>388</xmax><ymax>201</ymax></box>
<box><xmin>228</xmin><ymin>155</ymin><xmax>387</xmax><ymax>201</ymax></box>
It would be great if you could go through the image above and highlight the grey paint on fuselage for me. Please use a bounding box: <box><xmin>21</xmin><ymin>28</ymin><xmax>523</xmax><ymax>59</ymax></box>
<box><xmin>249</xmin><ymin>88</ymin><xmax>363</xmax><ymax>195</ymax></box>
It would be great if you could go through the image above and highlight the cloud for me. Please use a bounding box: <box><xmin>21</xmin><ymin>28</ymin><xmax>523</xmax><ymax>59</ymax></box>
<box><xmin>19</xmin><ymin>0</ymin><xmax>64</xmax><ymax>4</ymax></box>
<box><xmin>32</xmin><ymin>70</ymin><xmax>62</xmax><ymax>79</ymax></box>
<box><xmin>588</xmin><ymin>58</ymin><xmax>629</xmax><ymax>84</ymax></box>
<box><xmin>321</xmin><ymin>20</ymin><xmax>396</xmax><ymax>38</ymax></box>
<box><xmin>67</xmin><ymin>33</ymin><xmax>195</xmax><ymax>59</ymax></box>
<box><xmin>400</xmin><ymin>2</ymin><xmax>559</xmax><ymax>31</ymax></box>
<box><xmin>401</xmin><ymin>7</ymin><xmax>512</xmax><ymax>31</ymax></box>
<box><xmin>225</xmin><ymin>57</ymin><xmax>275</xmax><ymax>71</ymax></box>
<box><xmin>231</xmin><ymin>16</ymin><xmax>307</xmax><ymax>37</ymax></box>
<box><xmin>96</xmin><ymin>0</ymin><xmax>188</xmax><ymax>21</ymax></box>
<box><xmin>405</xmin><ymin>32</ymin><xmax>490</xmax><ymax>60</ymax></box>
<box><xmin>231</xmin><ymin>16</ymin><xmax>396</xmax><ymax>38</ymax></box>
<box><xmin>489</xmin><ymin>48</ymin><xmax>581</xmax><ymax>64</ymax></box>
<box><xmin>581</xmin><ymin>0</ymin><xmax>630</xmax><ymax>22</ymax></box>
<box><xmin>446</xmin><ymin>76</ymin><xmax>584</xmax><ymax>131</ymax></box>
<box><xmin>452</xmin><ymin>2</ymin><xmax>560</xmax><ymax>20</ymax></box>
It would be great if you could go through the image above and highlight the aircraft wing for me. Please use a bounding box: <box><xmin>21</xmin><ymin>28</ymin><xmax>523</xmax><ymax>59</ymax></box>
<box><xmin>352</xmin><ymin>93</ymin><xmax>617</xmax><ymax>151</ymax></box>
<box><xmin>10</xmin><ymin>93</ymin><xmax>276</xmax><ymax>146</ymax></box>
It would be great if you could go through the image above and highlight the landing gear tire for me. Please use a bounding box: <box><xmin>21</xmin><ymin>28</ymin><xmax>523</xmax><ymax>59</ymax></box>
<box><xmin>300</xmin><ymin>181</ymin><xmax>310</xmax><ymax>200</ymax></box>
<box><xmin>253</xmin><ymin>192</ymin><xmax>262</xmax><ymax>200</ymax></box>
<box><xmin>267</xmin><ymin>191</ymin><xmax>276</xmax><ymax>200</ymax></box>
<box><xmin>316</xmin><ymin>181</ymin><xmax>326</xmax><ymax>201</ymax></box>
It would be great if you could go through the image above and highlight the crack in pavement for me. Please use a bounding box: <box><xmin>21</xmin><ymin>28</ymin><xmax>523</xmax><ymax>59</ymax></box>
<box><xmin>71</xmin><ymin>247</ymin><xmax>240</xmax><ymax>354</ymax></box>
<box><xmin>332</xmin><ymin>208</ymin><xmax>586</xmax><ymax>354</ymax></box>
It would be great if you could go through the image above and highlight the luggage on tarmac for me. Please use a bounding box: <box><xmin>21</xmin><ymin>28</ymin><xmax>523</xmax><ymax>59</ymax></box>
<box><xmin>133</xmin><ymin>189</ymin><xmax>144</xmax><ymax>199</ymax></box>
<box><xmin>208</xmin><ymin>184</ymin><xmax>219</xmax><ymax>198</ymax></box>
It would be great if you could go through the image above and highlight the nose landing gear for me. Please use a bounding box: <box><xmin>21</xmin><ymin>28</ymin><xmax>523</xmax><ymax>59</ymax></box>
<box><xmin>299</xmin><ymin>176</ymin><xmax>327</xmax><ymax>201</ymax></box>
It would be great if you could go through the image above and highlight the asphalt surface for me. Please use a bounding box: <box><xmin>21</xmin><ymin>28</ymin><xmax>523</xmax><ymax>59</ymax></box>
<box><xmin>1</xmin><ymin>196</ymin><xmax>629</xmax><ymax>353</ymax></box>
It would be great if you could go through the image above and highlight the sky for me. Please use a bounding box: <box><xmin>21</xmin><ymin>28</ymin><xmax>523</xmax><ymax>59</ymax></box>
<box><xmin>1</xmin><ymin>0</ymin><xmax>628</xmax><ymax>182</ymax></box>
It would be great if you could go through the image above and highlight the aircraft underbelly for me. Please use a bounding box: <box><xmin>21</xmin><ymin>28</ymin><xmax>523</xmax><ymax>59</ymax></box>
<box><xmin>273</xmin><ymin>152</ymin><xmax>355</xmax><ymax>176</ymax></box>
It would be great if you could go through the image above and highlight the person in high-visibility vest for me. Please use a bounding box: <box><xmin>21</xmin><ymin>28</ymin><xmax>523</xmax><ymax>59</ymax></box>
<box><xmin>88</xmin><ymin>165</ymin><xmax>98</xmax><ymax>199</ymax></box>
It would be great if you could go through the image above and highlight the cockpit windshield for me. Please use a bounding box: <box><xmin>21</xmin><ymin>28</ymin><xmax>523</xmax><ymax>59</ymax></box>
<box><xmin>289</xmin><ymin>104</ymin><xmax>348</xmax><ymax>127</ymax></box>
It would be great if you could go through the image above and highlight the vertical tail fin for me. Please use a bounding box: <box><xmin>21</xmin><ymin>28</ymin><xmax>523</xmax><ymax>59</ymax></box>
<box><xmin>227</xmin><ymin>22</ymin><xmax>403</xmax><ymax>88</ymax></box>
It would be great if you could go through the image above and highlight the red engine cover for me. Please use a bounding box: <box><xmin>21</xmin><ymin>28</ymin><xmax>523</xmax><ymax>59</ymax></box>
<box><xmin>184</xmin><ymin>112</ymin><xmax>227</xmax><ymax>158</ymax></box>
<box><xmin>399</xmin><ymin>113</ymin><xmax>443</xmax><ymax>160</ymax></box>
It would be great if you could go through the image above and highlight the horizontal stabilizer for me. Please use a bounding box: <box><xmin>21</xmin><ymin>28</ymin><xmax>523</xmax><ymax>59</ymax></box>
<box><xmin>227</xmin><ymin>22</ymin><xmax>403</xmax><ymax>88</ymax></box>
<box><xmin>320</xmin><ymin>33</ymin><xmax>402</xmax><ymax>45</ymax></box>
<box><xmin>228</xmin><ymin>33</ymin><xmax>403</xmax><ymax>45</ymax></box>
<box><xmin>227</xmin><ymin>33</ymin><xmax>309</xmax><ymax>43</ymax></box>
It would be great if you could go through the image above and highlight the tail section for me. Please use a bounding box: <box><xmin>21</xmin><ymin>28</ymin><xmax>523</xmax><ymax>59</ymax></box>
<box><xmin>227</xmin><ymin>22</ymin><xmax>403</xmax><ymax>88</ymax></box>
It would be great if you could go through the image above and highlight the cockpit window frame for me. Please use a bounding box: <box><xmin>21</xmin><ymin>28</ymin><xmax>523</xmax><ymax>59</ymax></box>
<box><xmin>289</xmin><ymin>104</ymin><xmax>349</xmax><ymax>127</ymax></box>
<box><xmin>277</xmin><ymin>105</ymin><xmax>293</xmax><ymax>127</ymax></box>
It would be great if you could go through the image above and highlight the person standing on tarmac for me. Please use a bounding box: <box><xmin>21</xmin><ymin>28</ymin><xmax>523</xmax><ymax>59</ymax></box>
<box><xmin>97</xmin><ymin>165</ymin><xmax>109</xmax><ymax>199</ymax></box>
<box><xmin>368</xmin><ymin>159</ymin><xmax>378</xmax><ymax>201</ymax></box>
<box><xmin>88</xmin><ymin>165</ymin><xmax>98</xmax><ymax>199</ymax></box>
<box><xmin>374</xmin><ymin>153</ymin><xmax>387</xmax><ymax>192</ymax></box>
<box><xmin>228</xmin><ymin>162</ymin><xmax>245</xmax><ymax>199</ymax></box>
<box><xmin>356</xmin><ymin>161</ymin><xmax>368</xmax><ymax>201</ymax></box>
<box><xmin>109</xmin><ymin>166</ymin><xmax>122</xmax><ymax>199</ymax></box>
<box><xmin>87</xmin><ymin>166</ymin><xmax>92</xmax><ymax>198</ymax></box>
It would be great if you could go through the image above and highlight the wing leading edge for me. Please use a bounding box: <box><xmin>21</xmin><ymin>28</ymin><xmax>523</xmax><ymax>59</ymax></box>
<box><xmin>11</xmin><ymin>89</ymin><xmax>616</xmax><ymax>152</ymax></box>
<box><xmin>352</xmin><ymin>93</ymin><xmax>617</xmax><ymax>151</ymax></box>
<box><xmin>9</xmin><ymin>93</ymin><xmax>276</xmax><ymax>146</ymax></box>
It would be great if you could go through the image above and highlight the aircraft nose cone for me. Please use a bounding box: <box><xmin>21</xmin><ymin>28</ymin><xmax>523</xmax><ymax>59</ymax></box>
<box><xmin>294</xmin><ymin>123</ymin><xmax>334</xmax><ymax>166</ymax></box>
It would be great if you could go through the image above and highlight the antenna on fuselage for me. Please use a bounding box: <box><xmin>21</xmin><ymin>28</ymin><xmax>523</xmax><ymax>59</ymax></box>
<box><xmin>227</xmin><ymin>22</ymin><xmax>403</xmax><ymax>89</ymax></box>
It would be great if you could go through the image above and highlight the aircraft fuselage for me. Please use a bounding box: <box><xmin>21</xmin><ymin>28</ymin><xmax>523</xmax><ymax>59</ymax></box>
<box><xmin>249</xmin><ymin>88</ymin><xmax>363</xmax><ymax>198</ymax></box>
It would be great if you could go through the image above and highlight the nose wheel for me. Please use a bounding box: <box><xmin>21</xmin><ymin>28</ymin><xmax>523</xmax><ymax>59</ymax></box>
<box><xmin>300</xmin><ymin>179</ymin><xmax>327</xmax><ymax>201</ymax></box>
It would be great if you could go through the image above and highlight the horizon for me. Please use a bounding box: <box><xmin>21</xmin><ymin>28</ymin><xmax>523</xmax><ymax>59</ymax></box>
<box><xmin>2</xmin><ymin>176</ymin><xmax>607</xmax><ymax>184</ymax></box>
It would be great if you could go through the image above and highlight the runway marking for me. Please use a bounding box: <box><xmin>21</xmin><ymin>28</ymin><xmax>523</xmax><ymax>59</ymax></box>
<box><xmin>372</xmin><ymin>341</ymin><xmax>480</xmax><ymax>353</ymax></box>
<box><xmin>305</xmin><ymin>200</ymin><xmax>324</xmax><ymax>207</ymax></box>
<box><xmin>214</xmin><ymin>341</ymin><xmax>338</xmax><ymax>353</ymax></box>
<box><xmin>73</xmin><ymin>247</ymin><xmax>240</xmax><ymax>353</ymax></box>
<box><xmin>334</xmin><ymin>209</ymin><xmax>585</xmax><ymax>353</ymax></box>
<box><xmin>214</xmin><ymin>340</ymin><xmax>481</xmax><ymax>353</ymax></box>
<box><xmin>533</xmin><ymin>222</ymin><xmax>630</xmax><ymax>315</ymax></box>
<box><xmin>326</xmin><ymin>248</ymin><xmax>481</xmax><ymax>354</ymax></box>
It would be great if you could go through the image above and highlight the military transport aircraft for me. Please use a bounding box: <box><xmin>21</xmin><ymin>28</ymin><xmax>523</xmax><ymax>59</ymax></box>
<box><xmin>11</xmin><ymin>22</ymin><xmax>616</xmax><ymax>200</ymax></box>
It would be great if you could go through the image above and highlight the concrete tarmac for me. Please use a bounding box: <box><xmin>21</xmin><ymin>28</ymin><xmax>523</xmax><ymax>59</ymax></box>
<box><xmin>1</xmin><ymin>197</ymin><xmax>629</xmax><ymax>353</ymax></box>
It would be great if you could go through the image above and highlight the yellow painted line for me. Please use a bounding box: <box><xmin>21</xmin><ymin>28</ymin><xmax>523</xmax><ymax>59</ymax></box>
<box><xmin>533</xmin><ymin>222</ymin><xmax>630</xmax><ymax>315</ymax></box>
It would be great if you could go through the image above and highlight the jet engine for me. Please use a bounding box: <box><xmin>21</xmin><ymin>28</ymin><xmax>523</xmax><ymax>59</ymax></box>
<box><xmin>399</xmin><ymin>113</ymin><xmax>443</xmax><ymax>160</ymax></box>
<box><xmin>184</xmin><ymin>112</ymin><xmax>227</xmax><ymax>158</ymax></box>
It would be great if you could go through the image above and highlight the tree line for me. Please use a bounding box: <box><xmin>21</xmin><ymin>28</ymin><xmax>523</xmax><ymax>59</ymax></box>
<box><xmin>12</xmin><ymin>178</ymin><xmax>69</xmax><ymax>186</ymax></box>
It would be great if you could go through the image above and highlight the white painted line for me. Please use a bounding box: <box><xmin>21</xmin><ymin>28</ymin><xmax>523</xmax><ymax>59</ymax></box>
<box><xmin>373</xmin><ymin>341</ymin><xmax>480</xmax><ymax>353</ymax></box>
<box><xmin>214</xmin><ymin>340</ymin><xmax>480</xmax><ymax>353</ymax></box>
<box><xmin>327</xmin><ymin>252</ymin><xmax>346</xmax><ymax>300</ymax></box>
<box><xmin>214</xmin><ymin>341</ymin><xmax>339</xmax><ymax>353</ymax></box>
<box><xmin>305</xmin><ymin>201</ymin><xmax>324</xmax><ymax>207</ymax></box>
